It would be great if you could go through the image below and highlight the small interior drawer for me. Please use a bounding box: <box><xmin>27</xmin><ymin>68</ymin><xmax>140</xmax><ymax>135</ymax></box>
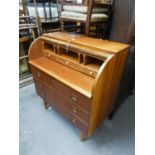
<box><xmin>44</xmin><ymin>50</ymin><xmax>56</xmax><ymax>61</ymax></box>
<box><xmin>56</xmin><ymin>56</ymin><xmax>69</xmax><ymax>65</ymax></box>
<box><xmin>68</xmin><ymin>61</ymin><xmax>82</xmax><ymax>71</ymax></box>
<box><xmin>56</xmin><ymin>56</ymin><xmax>82</xmax><ymax>73</ymax></box>
<box><xmin>81</xmin><ymin>67</ymin><xmax>97</xmax><ymax>78</ymax></box>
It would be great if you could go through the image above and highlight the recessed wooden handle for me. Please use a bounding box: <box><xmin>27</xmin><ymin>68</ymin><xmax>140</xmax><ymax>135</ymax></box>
<box><xmin>36</xmin><ymin>72</ymin><xmax>40</xmax><ymax>77</ymax></box>
<box><xmin>72</xmin><ymin>108</ymin><xmax>77</xmax><ymax>113</ymax></box>
<box><xmin>89</xmin><ymin>71</ymin><xmax>93</xmax><ymax>75</ymax></box>
<box><xmin>66</xmin><ymin>61</ymin><xmax>69</xmax><ymax>65</ymax></box>
<box><xmin>71</xmin><ymin>96</ymin><xmax>77</xmax><ymax>101</ymax></box>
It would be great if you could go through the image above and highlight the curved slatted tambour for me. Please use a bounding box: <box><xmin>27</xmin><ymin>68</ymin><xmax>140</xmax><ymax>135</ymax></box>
<box><xmin>88</xmin><ymin>49</ymin><xmax>128</xmax><ymax>136</ymax></box>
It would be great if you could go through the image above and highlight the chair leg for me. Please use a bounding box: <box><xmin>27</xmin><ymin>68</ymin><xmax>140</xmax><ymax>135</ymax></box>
<box><xmin>85</xmin><ymin>23</ymin><xmax>89</xmax><ymax>36</ymax></box>
<box><xmin>44</xmin><ymin>100</ymin><xmax>48</xmax><ymax>109</ymax></box>
<box><xmin>108</xmin><ymin>111</ymin><xmax>115</xmax><ymax>120</ymax></box>
<box><xmin>60</xmin><ymin>19</ymin><xmax>64</xmax><ymax>31</ymax></box>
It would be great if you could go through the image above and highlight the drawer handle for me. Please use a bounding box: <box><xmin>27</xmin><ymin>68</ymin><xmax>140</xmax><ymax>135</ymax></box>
<box><xmin>72</xmin><ymin>108</ymin><xmax>77</xmax><ymax>113</ymax></box>
<box><xmin>48</xmin><ymin>53</ymin><xmax>51</xmax><ymax>57</ymax></box>
<box><xmin>71</xmin><ymin>96</ymin><xmax>77</xmax><ymax>101</ymax></box>
<box><xmin>89</xmin><ymin>71</ymin><xmax>93</xmax><ymax>75</ymax></box>
<box><xmin>66</xmin><ymin>61</ymin><xmax>69</xmax><ymax>65</ymax></box>
<box><xmin>36</xmin><ymin>72</ymin><xmax>40</xmax><ymax>77</ymax></box>
<box><xmin>72</xmin><ymin>118</ymin><xmax>76</xmax><ymax>124</ymax></box>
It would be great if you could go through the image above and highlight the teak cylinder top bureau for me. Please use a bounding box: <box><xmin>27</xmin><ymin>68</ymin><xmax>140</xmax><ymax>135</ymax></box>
<box><xmin>28</xmin><ymin>32</ymin><xmax>130</xmax><ymax>141</ymax></box>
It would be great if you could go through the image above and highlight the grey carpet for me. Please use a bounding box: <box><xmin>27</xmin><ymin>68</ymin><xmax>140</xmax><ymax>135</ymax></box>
<box><xmin>19</xmin><ymin>83</ymin><xmax>135</xmax><ymax>155</ymax></box>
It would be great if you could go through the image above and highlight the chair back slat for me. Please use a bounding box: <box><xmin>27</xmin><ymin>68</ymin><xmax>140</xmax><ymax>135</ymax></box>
<box><xmin>49</xmin><ymin>2</ymin><xmax>52</xmax><ymax>20</ymax></box>
<box><xmin>42</xmin><ymin>2</ymin><xmax>47</xmax><ymax>20</ymax></box>
<box><xmin>34</xmin><ymin>0</ymin><xmax>60</xmax><ymax>33</ymax></box>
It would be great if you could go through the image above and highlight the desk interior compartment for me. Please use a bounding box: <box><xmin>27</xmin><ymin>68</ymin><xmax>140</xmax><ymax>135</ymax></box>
<box><xmin>58</xmin><ymin>47</ymin><xmax>80</xmax><ymax>63</ymax></box>
<box><xmin>83</xmin><ymin>55</ymin><xmax>104</xmax><ymax>71</ymax></box>
<box><xmin>43</xmin><ymin>42</ymin><xmax>55</xmax><ymax>53</ymax></box>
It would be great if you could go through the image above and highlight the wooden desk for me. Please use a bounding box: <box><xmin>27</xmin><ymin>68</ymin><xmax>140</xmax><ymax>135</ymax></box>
<box><xmin>28</xmin><ymin>32</ymin><xmax>129</xmax><ymax>140</ymax></box>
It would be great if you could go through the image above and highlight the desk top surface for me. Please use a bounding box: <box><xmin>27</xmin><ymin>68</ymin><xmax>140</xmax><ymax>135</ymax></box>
<box><xmin>42</xmin><ymin>32</ymin><xmax>130</xmax><ymax>55</ymax></box>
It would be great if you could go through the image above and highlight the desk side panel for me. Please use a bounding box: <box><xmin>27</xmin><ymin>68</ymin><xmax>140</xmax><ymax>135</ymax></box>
<box><xmin>88</xmin><ymin>49</ymin><xmax>128</xmax><ymax>136</ymax></box>
<box><xmin>28</xmin><ymin>38</ymin><xmax>44</xmax><ymax>61</ymax></box>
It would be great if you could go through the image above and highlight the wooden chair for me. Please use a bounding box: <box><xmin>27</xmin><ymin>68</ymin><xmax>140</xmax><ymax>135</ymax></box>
<box><xmin>59</xmin><ymin>0</ymin><xmax>113</xmax><ymax>38</ymax></box>
<box><xmin>20</xmin><ymin>0</ymin><xmax>29</xmax><ymax>16</ymax></box>
<box><xmin>19</xmin><ymin>0</ymin><xmax>39</xmax><ymax>85</ymax></box>
<box><xmin>33</xmin><ymin>0</ymin><xmax>60</xmax><ymax>33</ymax></box>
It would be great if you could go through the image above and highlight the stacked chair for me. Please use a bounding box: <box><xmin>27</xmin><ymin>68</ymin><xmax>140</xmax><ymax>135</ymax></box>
<box><xmin>58</xmin><ymin>0</ymin><xmax>113</xmax><ymax>38</ymax></box>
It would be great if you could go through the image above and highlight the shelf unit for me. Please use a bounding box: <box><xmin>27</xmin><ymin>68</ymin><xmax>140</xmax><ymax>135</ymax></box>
<box><xmin>19</xmin><ymin>14</ymin><xmax>39</xmax><ymax>89</ymax></box>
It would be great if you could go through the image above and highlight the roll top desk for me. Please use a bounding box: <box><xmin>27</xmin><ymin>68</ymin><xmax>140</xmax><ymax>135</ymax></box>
<box><xmin>28</xmin><ymin>32</ymin><xmax>129</xmax><ymax>141</ymax></box>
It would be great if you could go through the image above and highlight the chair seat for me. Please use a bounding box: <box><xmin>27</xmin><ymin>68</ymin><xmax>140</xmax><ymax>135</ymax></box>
<box><xmin>61</xmin><ymin>11</ymin><xmax>108</xmax><ymax>22</ymax></box>
<box><xmin>40</xmin><ymin>18</ymin><xmax>59</xmax><ymax>23</ymax></box>
<box><xmin>63</xmin><ymin>5</ymin><xmax>108</xmax><ymax>13</ymax></box>
<box><xmin>35</xmin><ymin>0</ymin><xmax>57</xmax><ymax>3</ymax></box>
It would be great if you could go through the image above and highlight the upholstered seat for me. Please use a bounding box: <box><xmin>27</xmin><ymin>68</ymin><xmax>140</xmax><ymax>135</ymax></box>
<box><xmin>61</xmin><ymin>11</ymin><xmax>108</xmax><ymax>22</ymax></box>
<box><xmin>61</xmin><ymin>5</ymin><xmax>108</xmax><ymax>22</ymax></box>
<box><xmin>59</xmin><ymin>0</ymin><xmax>113</xmax><ymax>37</ymax></box>
<box><xmin>63</xmin><ymin>5</ymin><xmax>108</xmax><ymax>13</ymax></box>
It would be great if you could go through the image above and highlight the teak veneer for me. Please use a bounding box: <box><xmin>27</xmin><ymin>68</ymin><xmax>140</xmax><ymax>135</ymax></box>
<box><xmin>28</xmin><ymin>32</ymin><xmax>129</xmax><ymax>141</ymax></box>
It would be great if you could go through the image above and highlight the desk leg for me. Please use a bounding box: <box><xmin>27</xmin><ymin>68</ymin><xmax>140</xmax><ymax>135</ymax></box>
<box><xmin>80</xmin><ymin>131</ymin><xmax>87</xmax><ymax>141</ymax></box>
<box><xmin>44</xmin><ymin>100</ymin><xmax>49</xmax><ymax>109</ymax></box>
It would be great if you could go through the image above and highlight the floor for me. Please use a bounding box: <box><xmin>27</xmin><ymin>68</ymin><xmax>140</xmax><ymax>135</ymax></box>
<box><xmin>19</xmin><ymin>83</ymin><xmax>135</xmax><ymax>155</ymax></box>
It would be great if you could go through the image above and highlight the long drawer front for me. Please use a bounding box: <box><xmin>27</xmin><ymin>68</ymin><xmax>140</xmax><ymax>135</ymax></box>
<box><xmin>44</xmin><ymin>85</ymin><xmax>88</xmax><ymax>133</ymax></box>
<box><xmin>30</xmin><ymin>65</ymin><xmax>91</xmax><ymax>132</ymax></box>
<box><xmin>30</xmin><ymin>65</ymin><xmax>91</xmax><ymax>111</ymax></box>
<box><xmin>44</xmin><ymin>84</ymin><xmax>89</xmax><ymax>124</ymax></box>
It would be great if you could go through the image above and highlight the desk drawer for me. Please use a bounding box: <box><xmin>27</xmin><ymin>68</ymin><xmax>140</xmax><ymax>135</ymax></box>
<box><xmin>44</xmin><ymin>84</ymin><xmax>89</xmax><ymax>124</ymax></box>
<box><xmin>56</xmin><ymin>56</ymin><xmax>82</xmax><ymax>72</ymax></box>
<box><xmin>81</xmin><ymin>67</ymin><xmax>97</xmax><ymax>78</ymax></box>
<box><xmin>31</xmin><ymin>66</ymin><xmax>91</xmax><ymax>111</ymax></box>
<box><xmin>44</xmin><ymin>85</ymin><xmax>88</xmax><ymax>132</ymax></box>
<box><xmin>54</xmin><ymin>103</ymin><xmax>88</xmax><ymax>133</ymax></box>
<box><xmin>44</xmin><ymin>50</ymin><xmax>57</xmax><ymax>61</ymax></box>
<box><xmin>43</xmin><ymin>73</ymin><xmax>91</xmax><ymax>111</ymax></box>
<box><xmin>30</xmin><ymin>65</ymin><xmax>44</xmax><ymax>80</ymax></box>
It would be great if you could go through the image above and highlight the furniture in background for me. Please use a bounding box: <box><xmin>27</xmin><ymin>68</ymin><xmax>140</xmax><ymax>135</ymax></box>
<box><xmin>19</xmin><ymin>3</ymin><xmax>39</xmax><ymax>87</ymax></box>
<box><xmin>28</xmin><ymin>32</ymin><xmax>129</xmax><ymax>140</ymax></box>
<box><xmin>108</xmin><ymin>0</ymin><xmax>135</xmax><ymax>119</ymax></box>
<box><xmin>20</xmin><ymin>0</ymin><xmax>29</xmax><ymax>16</ymax></box>
<box><xmin>58</xmin><ymin>0</ymin><xmax>113</xmax><ymax>38</ymax></box>
<box><xmin>33</xmin><ymin>0</ymin><xmax>60</xmax><ymax>33</ymax></box>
